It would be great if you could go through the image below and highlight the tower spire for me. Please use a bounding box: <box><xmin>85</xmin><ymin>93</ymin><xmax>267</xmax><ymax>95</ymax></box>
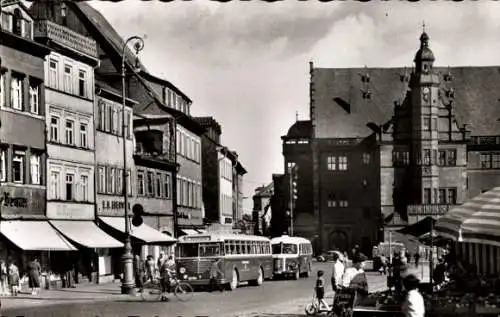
<box><xmin>422</xmin><ymin>20</ymin><xmax>426</xmax><ymax>33</ymax></box>
<box><xmin>295</xmin><ymin>111</ymin><xmax>299</xmax><ymax>122</ymax></box>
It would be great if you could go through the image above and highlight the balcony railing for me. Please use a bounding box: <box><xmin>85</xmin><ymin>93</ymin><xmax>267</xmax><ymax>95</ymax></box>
<box><xmin>34</xmin><ymin>20</ymin><xmax>98</xmax><ymax>58</ymax></box>
<box><xmin>407</xmin><ymin>204</ymin><xmax>454</xmax><ymax>216</ymax></box>
<box><xmin>470</xmin><ymin>136</ymin><xmax>500</xmax><ymax>145</ymax></box>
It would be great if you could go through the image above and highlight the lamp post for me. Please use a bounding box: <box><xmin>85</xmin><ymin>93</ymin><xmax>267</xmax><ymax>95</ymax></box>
<box><xmin>121</xmin><ymin>35</ymin><xmax>145</xmax><ymax>295</ymax></box>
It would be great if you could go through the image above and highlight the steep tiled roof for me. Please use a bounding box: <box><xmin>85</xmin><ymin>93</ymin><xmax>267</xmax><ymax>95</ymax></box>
<box><xmin>286</xmin><ymin>120</ymin><xmax>312</xmax><ymax>138</ymax></box>
<box><xmin>313</xmin><ymin>65</ymin><xmax>500</xmax><ymax>138</ymax></box>
<box><xmin>254</xmin><ymin>183</ymin><xmax>273</xmax><ymax>197</ymax></box>
<box><xmin>193</xmin><ymin>116</ymin><xmax>222</xmax><ymax>134</ymax></box>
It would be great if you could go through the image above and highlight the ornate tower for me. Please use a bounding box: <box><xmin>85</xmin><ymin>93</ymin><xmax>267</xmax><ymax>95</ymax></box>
<box><xmin>409</xmin><ymin>30</ymin><xmax>441</xmax><ymax>205</ymax></box>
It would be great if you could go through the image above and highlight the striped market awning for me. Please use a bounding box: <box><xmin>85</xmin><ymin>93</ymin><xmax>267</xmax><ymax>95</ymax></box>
<box><xmin>435</xmin><ymin>187</ymin><xmax>500</xmax><ymax>247</ymax></box>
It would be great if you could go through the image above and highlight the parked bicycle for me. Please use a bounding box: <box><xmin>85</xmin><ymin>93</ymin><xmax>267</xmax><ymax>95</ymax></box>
<box><xmin>140</xmin><ymin>275</ymin><xmax>194</xmax><ymax>302</ymax></box>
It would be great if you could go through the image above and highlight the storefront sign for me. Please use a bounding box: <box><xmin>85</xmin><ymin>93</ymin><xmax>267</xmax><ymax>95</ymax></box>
<box><xmin>0</xmin><ymin>186</ymin><xmax>45</xmax><ymax>217</ymax></box>
<box><xmin>102</xmin><ymin>200</ymin><xmax>130</xmax><ymax>210</ymax></box>
<box><xmin>46</xmin><ymin>202</ymin><xmax>94</xmax><ymax>220</ymax></box>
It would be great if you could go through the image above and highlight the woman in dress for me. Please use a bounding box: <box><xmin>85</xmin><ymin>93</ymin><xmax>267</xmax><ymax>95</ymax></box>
<box><xmin>7</xmin><ymin>261</ymin><xmax>20</xmax><ymax>296</ymax></box>
<box><xmin>28</xmin><ymin>257</ymin><xmax>41</xmax><ymax>295</ymax></box>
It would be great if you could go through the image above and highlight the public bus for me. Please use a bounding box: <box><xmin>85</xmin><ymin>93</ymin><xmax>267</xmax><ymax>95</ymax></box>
<box><xmin>176</xmin><ymin>233</ymin><xmax>273</xmax><ymax>291</ymax></box>
<box><xmin>270</xmin><ymin>235</ymin><xmax>313</xmax><ymax>280</ymax></box>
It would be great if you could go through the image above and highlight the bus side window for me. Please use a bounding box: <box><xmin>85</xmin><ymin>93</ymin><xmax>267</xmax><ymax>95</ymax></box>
<box><xmin>250</xmin><ymin>241</ymin><xmax>255</xmax><ymax>254</ymax></box>
<box><xmin>259</xmin><ymin>242</ymin><xmax>264</xmax><ymax>254</ymax></box>
<box><xmin>245</xmin><ymin>241</ymin><xmax>250</xmax><ymax>254</ymax></box>
<box><xmin>236</xmin><ymin>241</ymin><xmax>241</xmax><ymax>254</ymax></box>
<box><xmin>299</xmin><ymin>244</ymin><xmax>303</xmax><ymax>255</ymax></box>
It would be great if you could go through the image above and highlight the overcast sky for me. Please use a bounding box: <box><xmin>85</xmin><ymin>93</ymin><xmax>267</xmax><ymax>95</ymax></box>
<box><xmin>89</xmin><ymin>1</ymin><xmax>500</xmax><ymax>213</ymax></box>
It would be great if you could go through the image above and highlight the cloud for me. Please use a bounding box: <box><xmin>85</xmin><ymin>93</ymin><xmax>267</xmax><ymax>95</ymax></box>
<box><xmin>89</xmin><ymin>1</ymin><xmax>500</xmax><ymax>212</ymax></box>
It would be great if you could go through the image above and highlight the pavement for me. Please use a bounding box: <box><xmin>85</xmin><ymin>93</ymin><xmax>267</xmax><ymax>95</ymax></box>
<box><xmin>0</xmin><ymin>262</ymin><xmax>430</xmax><ymax>317</ymax></box>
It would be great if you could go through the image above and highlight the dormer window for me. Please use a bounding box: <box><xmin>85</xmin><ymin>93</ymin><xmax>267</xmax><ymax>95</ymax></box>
<box><xmin>13</xmin><ymin>9</ymin><xmax>22</xmax><ymax>36</ymax></box>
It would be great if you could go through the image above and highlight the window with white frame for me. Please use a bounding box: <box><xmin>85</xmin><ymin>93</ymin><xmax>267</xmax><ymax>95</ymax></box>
<box><xmin>80</xmin><ymin>174</ymin><xmax>88</xmax><ymax>201</ymax></box>
<box><xmin>0</xmin><ymin>72</ymin><xmax>4</xmax><ymax>108</ymax></box>
<box><xmin>63</xmin><ymin>64</ymin><xmax>72</xmax><ymax>93</ymax></box>
<box><xmin>29</xmin><ymin>81</ymin><xmax>40</xmax><ymax>114</ymax></box>
<box><xmin>30</xmin><ymin>153</ymin><xmax>40</xmax><ymax>185</ymax></box>
<box><xmin>49</xmin><ymin>59</ymin><xmax>58</xmax><ymax>88</ymax></box>
<box><xmin>127</xmin><ymin>169</ymin><xmax>132</xmax><ymax>196</ymax></box>
<box><xmin>65</xmin><ymin>173</ymin><xmax>74</xmax><ymax>200</ymax></box>
<box><xmin>116</xmin><ymin>169</ymin><xmax>123</xmax><ymax>195</ymax></box>
<box><xmin>163</xmin><ymin>174</ymin><xmax>170</xmax><ymax>198</ymax></box>
<box><xmin>156</xmin><ymin>173</ymin><xmax>162</xmax><ymax>197</ymax></box>
<box><xmin>65</xmin><ymin>119</ymin><xmax>74</xmax><ymax>145</ymax></box>
<box><xmin>338</xmin><ymin>156</ymin><xmax>348</xmax><ymax>171</ymax></box>
<box><xmin>327</xmin><ymin>156</ymin><xmax>336</xmax><ymax>170</ymax></box>
<box><xmin>50</xmin><ymin>170</ymin><xmax>60</xmax><ymax>199</ymax></box>
<box><xmin>10</xmin><ymin>74</ymin><xmax>23</xmax><ymax>110</ymax></box>
<box><xmin>137</xmin><ymin>172</ymin><xmax>145</xmax><ymax>196</ymax></box>
<box><xmin>0</xmin><ymin>148</ymin><xmax>5</xmax><ymax>182</ymax></box>
<box><xmin>112</xmin><ymin>108</ymin><xmax>118</xmax><ymax>134</ymax></box>
<box><xmin>79</xmin><ymin>123</ymin><xmax>87</xmax><ymax>148</ymax></box>
<box><xmin>78</xmin><ymin>70</ymin><xmax>86</xmax><ymax>98</ymax></box>
<box><xmin>176</xmin><ymin>131</ymin><xmax>181</xmax><ymax>153</ymax></box>
<box><xmin>125</xmin><ymin>110</ymin><xmax>132</xmax><ymax>138</ymax></box>
<box><xmin>98</xmin><ymin>166</ymin><xmax>105</xmax><ymax>193</ymax></box>
<box><xmin>110</xmin><ymin>168</ymin><xmax>116</xmax><ymax>194</ymax></box>
<box><xmin>50</xmin><ymin>116</ymin><xmax>59</xmax><ymax>142</ymax></box>
<box><xmin>147</xmin><ymin>171</ymin><xmax>154</xmax><ymax>195</ymax></box>
<box><xmin>12</xmin><ymin>150</ymin><xmax>24</xmax><ymax>183</ymax></box>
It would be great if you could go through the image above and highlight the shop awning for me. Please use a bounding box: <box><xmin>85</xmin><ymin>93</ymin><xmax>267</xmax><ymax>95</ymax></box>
<box><xmin>99</xmin><ymin>217</ymin><xmax>177</xmax><ymax>245</ymax></box>
<box><xmin>50</xmin><ymin>221</ymin><xmax>123</xmax><ymax>248</ymax></box>
<box><xmin>435</xmin><ymin>187</ymin><xmax>500</xmax><ymax>247</ymax></box>
<box><xmin>180</xmin><ymin>229</ymin><xmax>200</xmax><ymax>235</ymax></box>
<box><xmin>0</xmin><ymin>221</ymin><xmax>77</xmax><ymax>251</ymax></box>
<box><xmin>397</xmin><ymin>216</ymin><xmax>436</xmax><ymax>238</ymax></box>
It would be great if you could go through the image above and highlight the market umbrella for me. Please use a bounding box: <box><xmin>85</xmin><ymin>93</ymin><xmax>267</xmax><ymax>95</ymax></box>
<box><xmin>435</xmin><ymin>187</ymin><xmax>500</xmax><ymax>247</ymax></box>
<box><xmin>397</xmin><ymin>216</ymin><xmax>436</xmax><ymax>238</ymax></box>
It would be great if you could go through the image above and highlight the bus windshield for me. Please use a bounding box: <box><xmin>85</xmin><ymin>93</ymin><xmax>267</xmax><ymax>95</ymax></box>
<box><xmin>177</xmin><ymin>243</ymin><xmax>223</xmax><ymax>258</ymax></box>
<box><xmin>272</xmin><ymin>243</ymin><xmax>298</xmax><ymax>255</ymax></box>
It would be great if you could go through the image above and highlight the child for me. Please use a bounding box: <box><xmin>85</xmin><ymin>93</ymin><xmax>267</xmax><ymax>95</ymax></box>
<box><xmin>315</xmin><ymin>270</ymin><xmax>328</xmax><ymax>310</ymax></box>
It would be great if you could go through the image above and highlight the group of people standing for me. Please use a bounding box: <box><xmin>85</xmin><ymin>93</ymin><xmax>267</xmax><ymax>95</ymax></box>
<box><xmin>0</xmin><ymin>257</ymin><xmax>42</xmax><ymax>297</ymax></box>
<box><xmin>134</xmin><ymin>252</ymin><xmax>176</xmax><ymax>300</ymax></box>
<box><xmin>314</xmin><ymin>246</ymin><xmax>425</xmax><ymax>317</ymax></box>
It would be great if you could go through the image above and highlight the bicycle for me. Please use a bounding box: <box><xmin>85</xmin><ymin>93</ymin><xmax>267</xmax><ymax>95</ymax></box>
<box><xmin>140</xmin><ymin>275</ymin><xmax>194</xmax><ymax>302</ymax></box>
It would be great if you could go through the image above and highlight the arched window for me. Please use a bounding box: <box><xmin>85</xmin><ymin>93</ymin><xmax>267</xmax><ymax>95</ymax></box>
<box><xmin>13</xmin><ymin>9</ymin><xmax>22</xmax><ymax>36</ymax></box>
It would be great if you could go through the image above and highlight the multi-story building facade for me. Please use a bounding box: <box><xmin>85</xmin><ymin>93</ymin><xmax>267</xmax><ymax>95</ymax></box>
<box><xmin>252</xmin><ymin>183</ymin><xmax>273</xmax><ymax>236</ymax></box>
<box><xmin>194</xmin><ymin>116</ymin><xmax>247</xmax><ymax>233</ymax></box>
<box><xmin>233</xmin><ymin>158</ymin><xmax>247</xmax><ymax>223</ymax></box>
<box><xmin>0</xmin><ymin>1</ymin><xmax>54</xmax><ymax>269</ymax></box>
<box><xmin>194</xmin><ymin>117</ymin><xmax>222</xmax><ymax>228</ymax></box>
<box><xmin>276</xmin><ymin>31</ymin><xmax>500</xmax><ymax>255</ymax></box>
<box><xmin>93</xmin><ymin>82</ymin><xmax>135</xmax><ymax>280</ymax></box>
<box><xmin>219</xmin><ymin>149</ymin><xmax>233</xmax><ymax>228</ymax></box>
<box><xmin>31</xmin><ymin>1</ymin><xmax>205</xmax><ymax>236</ymax></box>
<box><xmin>133</xmin><ymin>116</ymin><xmax>176</xmax><ymax>256</ymax></box>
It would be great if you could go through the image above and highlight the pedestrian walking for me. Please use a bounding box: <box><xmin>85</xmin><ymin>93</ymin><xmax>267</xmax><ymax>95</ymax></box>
<box><xmin>330</xmin><ymin>252</ymin><xmax>344</xmax><ymax>294</ymax></box>
<box><xmin>379</xmin><ymin>254</ymin><xmax>387</xmax><ymax>275</ymax></box>
<box><xmin>133</xmin><ymin>254</ymin><xmax>145</xmax><ymax>290</ymax></box>
<box><xmin>0</xmin><ymin>260</ymin><xmax>7</xmax><ymax>296</ymax></box>
<box><xmin>159</xmin><ymin>256</ymin><xmax>176</xmax><ymax>301</ymax></box>
<box><xmin>7</xmin><ymin>261</ymin><xmax>20</xmax><ymax>296</ymax></box>
<box><xmin>145</xmin><ymin>255</ymin><xmax>156</xmax><ymax>282</ymax></box>
<box><xmin>28</xmin><ymin>257</ymin><xmax>41</xmax><ymax>295</ymax></box>
<box><xmin>208</xmin><ymin>258</ymin><xmax>224</xmax><ymax>293</ymax></box>
<box><xmin>157</xmin><ymin>252</ymin><xmax>165</xmax><ymax>273</ymax></box>
<box><xmin>414</xmin><ymin>253</ymin><xmax>420</xmax><ymax>268</ymax></box>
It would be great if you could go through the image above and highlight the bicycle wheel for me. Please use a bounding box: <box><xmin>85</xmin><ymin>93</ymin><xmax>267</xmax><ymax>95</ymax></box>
<box><xmin>141</xmin><ymin>282</ymin><xmax>162</xmax><ymax>302</ymax></box>
<box><xmin>174</xmin><ymin>282</ymin><xmax>193</xmax><ymax>302</ymax></box>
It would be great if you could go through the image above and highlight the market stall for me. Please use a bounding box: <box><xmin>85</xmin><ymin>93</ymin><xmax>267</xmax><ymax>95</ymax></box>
<box><xmin>432</xmin><ymin>187</ymin><xmax>500</xmax><ymax>316</ymax></box>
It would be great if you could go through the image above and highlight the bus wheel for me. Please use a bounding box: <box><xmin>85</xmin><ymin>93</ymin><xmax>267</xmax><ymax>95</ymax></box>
<box><xmin>305</xmin><ymin>263</ymin><xmax>312</xmax><ymax>278</ymax></box>
<box><xmin>227</xmin><ymin>269</ymin><xmax>239</xmax><ymax>291</ymax></box>
<box><xmin>251</xmin><ymin>267</ymin><xmax>264</xmax><ymax>286</ymax></box>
